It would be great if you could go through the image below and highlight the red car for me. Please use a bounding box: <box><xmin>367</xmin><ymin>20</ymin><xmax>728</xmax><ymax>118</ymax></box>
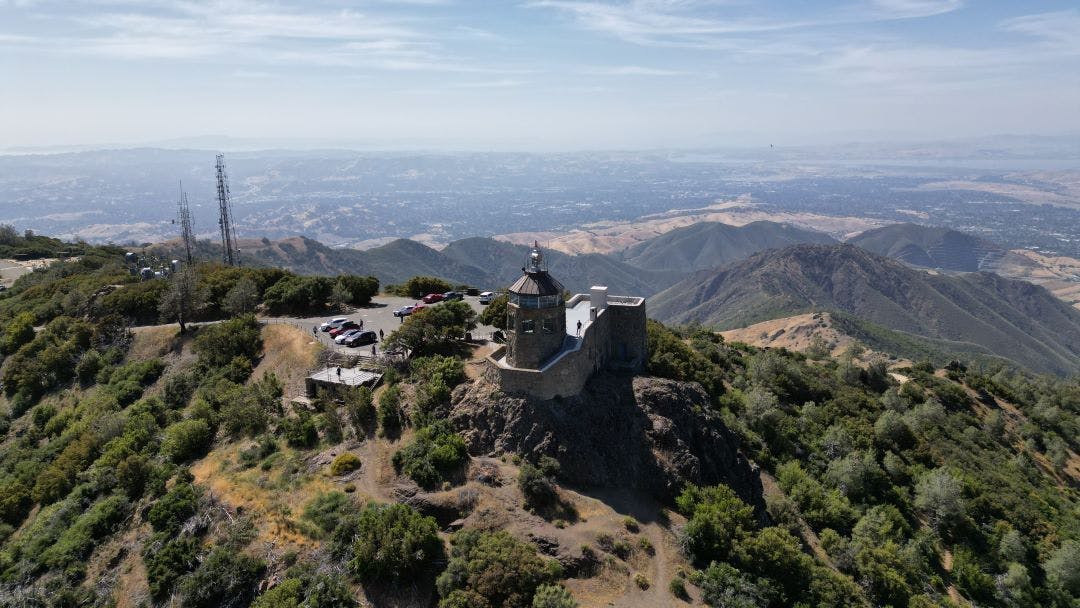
<box><xmin>422</xmin><ymin>292</ymin><xmax>444</xmax><ymax>304</ymax></box>
<box><xmin>328</xmin><ymin>321</ymin><xmax>359</xmax><ymax>337</ymax></box>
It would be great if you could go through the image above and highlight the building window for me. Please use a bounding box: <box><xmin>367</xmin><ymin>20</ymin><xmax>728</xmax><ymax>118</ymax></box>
<box><xmin>522</xmin><ymin>319</ymin><xmax>535</xmax><ymax>334</ymax></box>
<box><xmin>542</xmin><ymin>318</ymin><xmax>554</xmax><ymax>333</ymax></box>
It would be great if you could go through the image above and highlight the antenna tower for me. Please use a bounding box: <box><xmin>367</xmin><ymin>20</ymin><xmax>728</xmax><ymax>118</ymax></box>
<box><xmin>215</xmin><ymin>153</ymin><xmax>240</xmax><ymax>266</ymax></box>
<box><xmin>178</xmin><ymin>182</ymin><xmax>196</xmax><ymax>265</ymax></box>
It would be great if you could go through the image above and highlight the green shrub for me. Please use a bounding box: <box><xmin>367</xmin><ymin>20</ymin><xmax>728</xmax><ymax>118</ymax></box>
<box><xmin>437</xmin><ymin>529</ymin><xmax>560</xmax><ymax>608</ymax></box>
<box><xmin>519</xmin><ymin>462</ymin><xmax>557</xmax><ymax>508</ymax></box>
<box><xmin>668</xmin><ymin>577</ymin><xmax>688</xmax><ymax>601</ymax></box>
<box><xmin>377</xmin><ymin>386</ymin><xmax>403</xmax><ymax>437</ymax></box>
<box><xmin>302</xmin><ymin>491</ymin><xmax>358</xmax><ymax>536</ymax></box>
<box><xmin>699</xmin><ymin>562</ymin><xmax>768</xmax><ymax>607</ymax></box>
<box><xmin>42</xmin><ymin>493</ymin><xmax>130</xmax><ymax>573</ymax></box>
<box><xmin>346</xmin><ymin>502</ymin><xmax>441</xmax><ymax>582</ymax></box>
<box><xmin>239</xmin><ymin>435</ymin><xmax>278</xmax><ymax>468</ymax></box>
<box><xmin>148</xmin><ymin>482</ymin><xmax>200</xmax><ymax>535</ymax></box>
<box><xmin>1</xmin><ymin>311</ymin><xmax>35</xmax><ymax>355</ymax></box>
<box><xmin>193</xmin><ymin>314</ymin><xmax>262</xmax><ymax>369</ymax></box>
<box><xmin>164</xmin><ymin>370</ymin><xmax>199</xmax><ymax>410</ymax></box>
<box><xmin>478</xmin><ymin>294</ymin><xmax>509</xmax><ymax>330</ymax></box>
<box><xmin>161</xmin><ymin>419</ymin><xmax>213</xmax><ymax>463</ymax></box>
<box><xmin>262</xmin><ymin>275</ymin><xmax>334</xmax><ymax>315</ymax></box>
<box><xmin>176</xmin><ymin>546</ymin><xmax>265</xmax><ymax>608</ymax></box>
<box><xmin>330</xmin><ymin>453</ymin><xmax>362</xmax><ymax>476</ymax></box>
<box><xmin>388</xmin><ymin>276</ymin><xmax>453</xmax><ymax>299</ymax></box>
<box><xmin>0</xmin><ymin>476</ymin><xmax>33</xmax><ymax>526</ymax></box>
<box><xmin>144</xmin><ymin>535</ymin><xmax>200</xmax><ymax>599</ymax></box>
<box><xmin>252</xmin><ymin>578</ymin><xmax>302</xmax><ymax>608</ymax></box>
<box><xmin>532</xmin><ymin>584</ymin><xmax>578</xmax><ymax>608</ymax></box>
<box><xmin>282</xmin><ymin>412</ymin><xmax>319</xmax><ymax>448</ymax></box>
<box><xmin>392</xmin><ymin>422</ymin><xmax>469</xmax><ymax>488</ymax></box>
<box><xmin>675</xmin><ymin>483</ymin><xmax>755</xmax><ymax>565</ymax></box>
<box><xmin>1044</xmin><ymin>540</ymin><xmax>1080</xmax><ymax>596</ymax></box>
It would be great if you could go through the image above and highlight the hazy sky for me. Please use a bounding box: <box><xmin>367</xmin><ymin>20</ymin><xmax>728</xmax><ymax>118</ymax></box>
<box><xmin>2</xmin><ymin>0</ymin><xmax>1078</xmax><ymax>150</ymax></box>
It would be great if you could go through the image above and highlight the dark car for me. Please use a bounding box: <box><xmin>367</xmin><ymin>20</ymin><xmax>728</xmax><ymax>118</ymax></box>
<box><xmin>328</xmin><ymin>320</ymin><xmax>359</xmax><ymax>337</ymax></box>
<box><xmin>344</xmin><ymin>330</ymin><xmax>377</xmax><ymax>347</ymax></box>
<box><xmin>422</xmin><ymin>292</ymin><xmax>444</xmax><ymax>304</ymax></box>
<box><xmin>442</xmin><ymin>291</ymin><xmax>464</xmax><ymax>301</ymax></box>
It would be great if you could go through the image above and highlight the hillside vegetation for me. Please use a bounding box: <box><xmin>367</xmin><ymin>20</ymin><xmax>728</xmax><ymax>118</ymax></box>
<box><xmin>0</xmin><ymin>233</ymin><xmax>1077</xmax><ymax>608</ymax></box>
<box><xmin>650</xmin><ymin>244</ymin><xmax>1080</xmax><ymax>375</ymax></box>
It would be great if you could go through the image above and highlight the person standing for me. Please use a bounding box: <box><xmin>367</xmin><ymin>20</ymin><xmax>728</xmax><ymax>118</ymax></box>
<box><xmin>576</xmin><ymin>319</ymin><xmax>583</xmax><ymax>337</ymax></box>
<box><xmin>379</xmin><ymin>328</ymin><xmax>384</xmax><ymax>341</ymax></box>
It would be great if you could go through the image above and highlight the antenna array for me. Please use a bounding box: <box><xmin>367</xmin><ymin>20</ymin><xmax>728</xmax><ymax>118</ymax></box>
<box><xmin>215</xmin><ymin>153</ymin><xmax>240</xmax><ymax>266</ymax></box>
<box><xmin>177</xmin><ymin>182</ymin><xmax>196</xmax><ymax>265</ymax></box>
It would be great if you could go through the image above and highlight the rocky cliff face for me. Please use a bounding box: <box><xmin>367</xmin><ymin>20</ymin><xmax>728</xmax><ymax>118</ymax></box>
<box><xmin>450</xmin><ymin>373</ymin><xmax>763</xmax><ymax>510</ymax></box>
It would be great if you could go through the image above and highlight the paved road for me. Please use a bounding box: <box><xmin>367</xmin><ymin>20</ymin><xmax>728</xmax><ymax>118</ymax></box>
<box><xmin>282</xmin><ymin>294</ymin><xmax>500</xmax><ymax>354</ymax></box>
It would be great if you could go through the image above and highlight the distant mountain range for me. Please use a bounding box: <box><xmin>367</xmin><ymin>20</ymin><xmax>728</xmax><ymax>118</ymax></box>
<box><xmin>150</xmin><ymin>220</ymin><xmax>1080</xmax><ymax>373</ymax></box>
<box><xmin>148</xmin><ymin>220</ymin><xmax>831</xmax><ymax>296</ymax></box>
<box><xmin>649</xmin><ymin>244</ymin><xmax>1080</xmax><ymax>374</ymax></box>
<box><xmin>848</xmin><ymin>223</ymin><xmax>1006</xmax><ymax>272</ymax></box>
<box><xmin>619</xmin><ymin>221</ymin><xmax>836</xmax><ymax>272</ymax></box>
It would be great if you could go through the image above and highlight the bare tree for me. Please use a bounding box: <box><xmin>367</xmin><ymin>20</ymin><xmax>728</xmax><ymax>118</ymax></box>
<box><xmin>159</xmin><ymin>267</ymin><xmax>204</xmax><ymax>333</ymax></box>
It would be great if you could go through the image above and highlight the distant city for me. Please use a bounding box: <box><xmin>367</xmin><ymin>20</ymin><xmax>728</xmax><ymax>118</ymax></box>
<box><xmin>1</xmin><ymin>139</ymin><xmax>1078</xmax><ymax>257</ymax></box>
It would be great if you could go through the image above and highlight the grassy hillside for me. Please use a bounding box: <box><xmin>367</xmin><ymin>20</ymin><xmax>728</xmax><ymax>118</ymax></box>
<box><xmin>650</xmin><ymin>244</ymin><xmax>1080</xmax><ymax>375</ymax></box>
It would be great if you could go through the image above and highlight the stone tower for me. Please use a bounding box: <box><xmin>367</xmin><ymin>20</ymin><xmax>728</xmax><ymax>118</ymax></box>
<box><xmin>506</xmin><ymin>242</ymin><xmax>566</xmax><ymax>369</ymax></box>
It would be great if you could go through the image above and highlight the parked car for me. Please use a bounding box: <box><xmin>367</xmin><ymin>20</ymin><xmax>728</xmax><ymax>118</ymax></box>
<box><xmin>393</xmin><ymin>305</ymin><xmax>416</xmax><ymax>317</ymax></box>
<box><xmin>329</xmin><ymin>321</ymin><xmax>359</xmax><ymax>337</ymax></box>
<box><xmin>334</xmin><ymin>328</ymin><xmax>362</xmax><ymax>344</ymax></box>
<box><xmin>344</xmin><ymin>330</ymin><xmax>378</xmax><ymax>347</ymax></box>
<box><xmin>465</xmin><ymin>287</ymin><xmax>480</xmax><ymax>296</ymax></box>
<box><xmin>319</xmin><ymin>317</ymin><xmax>348</xmax><ymax>332</ymax></box>
<box><xmin>478</xmin><ymin>291</ymin><xmax>496</xmax><ymax>304</ymax></box>
<box><xmin>422</xmin><ymin>292</ymin><xmax>444</xmax><ymax>304</ymax></box>
<box><xmin>442</xmin><ymin>291</ymin><xmax>464</xmax><ymax>301</ymax></box>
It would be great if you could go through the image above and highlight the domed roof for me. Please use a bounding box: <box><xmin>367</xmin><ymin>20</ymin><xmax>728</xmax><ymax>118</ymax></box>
<box><xmin>509</xmin><ymin>242</ymin><xmax>564</xmax><ymax>296</ymax></box>
<box><xmin>509</xmin><ymin>270</ymin><xmax>564</xmax><ymax>296</ymax></box>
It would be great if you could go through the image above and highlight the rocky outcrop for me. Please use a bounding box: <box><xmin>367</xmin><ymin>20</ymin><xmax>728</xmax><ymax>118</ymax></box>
<box><xmin>449</xmin><ymin>373</ymin><xmax>763</xmax><ymax>510</ymax></box>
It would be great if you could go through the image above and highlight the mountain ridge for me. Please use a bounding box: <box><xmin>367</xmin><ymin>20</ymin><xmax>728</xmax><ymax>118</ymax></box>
<box><xmin>650</xmin><ymin>243</ymin><xmax>1080</xmax><ymax>374</ymax></box>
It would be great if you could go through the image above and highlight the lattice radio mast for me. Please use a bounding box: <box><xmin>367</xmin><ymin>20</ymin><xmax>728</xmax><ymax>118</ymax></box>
<box><xmin>177</xmin><ymin>182</ymin><xmax>196</xmax><ymax>265</ymax></box>
<box><xmin>215</xmin><ymin>153</ymin><xmax>240</xmax><ymax>266</ymax></box>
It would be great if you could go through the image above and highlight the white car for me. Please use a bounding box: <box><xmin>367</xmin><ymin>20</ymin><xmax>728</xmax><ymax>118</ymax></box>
<box><xmin>319</xmin><ymin>317</ymin><xmax>348</xmax><ymax>332</ymax></box>
<box><xmin>478</xmin><ymin>291</ymin><xmax>496</xmax><ymax>304</ymax></box>
<box><xmin>335</xmin><ymin>328</ymin><xmax>362</xmax><ymax>344</ymax></box>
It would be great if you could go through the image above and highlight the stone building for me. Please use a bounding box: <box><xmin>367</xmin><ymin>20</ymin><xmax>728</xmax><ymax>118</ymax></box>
<box><xmin>486</xmin><ymin>243</ymin><xmax>647</xmax><ymax>400</ymax></box>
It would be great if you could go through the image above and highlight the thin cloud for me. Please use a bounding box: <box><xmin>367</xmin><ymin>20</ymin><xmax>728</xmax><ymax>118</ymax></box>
<box><xmin>1001</xmin><ymin>10</ymin><xmax>1080</xmax><ymax>53</ymax></box>
<box><xmin>584</xmin><ymin>65</ymin><xmax>686</xmax><ymax>76</ymax></box>
<box><xmin>531</xmin><ymin>0</ymin><xmax>964</xmax><ymax>47</ymax></box>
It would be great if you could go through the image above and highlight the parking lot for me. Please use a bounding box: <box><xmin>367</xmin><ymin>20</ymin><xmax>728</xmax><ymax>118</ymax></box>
<box><xmin>284</xmin><ymin>294</ymin><xmax>500</xmax><ymax>354</ymax></box>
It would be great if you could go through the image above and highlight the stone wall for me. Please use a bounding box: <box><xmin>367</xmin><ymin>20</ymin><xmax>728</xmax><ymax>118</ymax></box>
<box><xmin>506</xmin><ymin>302</ymin><xmax>566</xmax><ymax>369</ymax></box>
<box><xmin>486</xmin><ymin>295</ymin><xmax>646</xmax><ymax>400</ymax></box>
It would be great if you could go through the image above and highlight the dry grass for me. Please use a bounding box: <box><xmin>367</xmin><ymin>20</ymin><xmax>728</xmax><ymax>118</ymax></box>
<box><xmin>191</xmin><ymin>442</ymin><xmax>334</xmax><ymax>552</ymax></box>
<box><xmin>251</xmin><ymin>323</ymin><xmax>323</xmax><ymax>396</ymax></box>
<box><xmin>129</xmin><ymin>325</ymin><xmax>186</xmax><ymax>361</ymax></box>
